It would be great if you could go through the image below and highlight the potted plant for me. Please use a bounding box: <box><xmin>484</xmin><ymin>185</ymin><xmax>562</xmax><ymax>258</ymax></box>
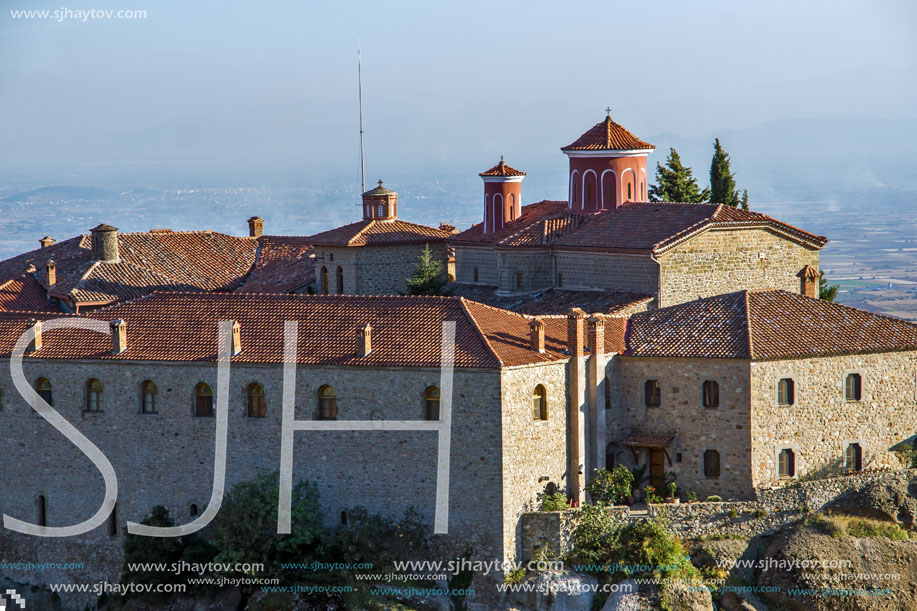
<box><xmin>644</xmin><ymin>485</ymin><xmax>659</xmax><ymax>504</ymax></box>
<box><xmin>666</xmin><ymin>482</ymin><xmax>679</xmax><ymax>504</ymax></box>
<box><xmin>627</xmin><ymin>465</ymin><xmax>647</xmax><ymax>505</ymax></box>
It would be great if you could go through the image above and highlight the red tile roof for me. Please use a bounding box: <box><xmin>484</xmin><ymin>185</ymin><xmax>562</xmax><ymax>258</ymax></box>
<box><xmin>0</xmin><ymin>293</ymin><xmax>618</xmax><ymax>368</ymax></box>
<box><xmin>0</xmin><ymin>231</ymin><xmax>317</xmax><ymax>309</ymax></box>
<box><xmin>562</xmin><ymin>116</ymin><xmax>654</xmax><ymax>152</ymax></box>
<box><xmin>308</xmin><ymin>219</ymin><xmax>452</xmax><ymax>247</ymax></box>
<box><xmin>449</xmin><ymin>284</ymin><xmax>653</xmax><ymax>316</ymax></box>
<box><xmin>479</xmin><ymin>159</ymin><xmax>526</xmax><ymax>177</ymax></box>
<box><xmin>553</xmin><ymin>202</ymin><xmax>828</xmax><ymax>254</ymax></box>
<box><xmin>451</xmin><ymin>200</ymin><xmax>581</xmax><ymax>246</ymax></box>
<box><xmin>624</xmin><ymin>290</ymin><xmax>917</xmax><ymax>360</ymax></box>
<box><xmin>0</xmin><ymin>275</ymin><xmax>53</xmax><ymax>312</ymax></box>
<box><xmin>622</xmin><ymin>434</ymin><xmax>674</xmax><ymax>447</ymax></box>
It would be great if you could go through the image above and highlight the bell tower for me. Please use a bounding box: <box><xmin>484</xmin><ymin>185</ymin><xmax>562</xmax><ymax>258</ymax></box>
<box><xmin>362</xmin><ymin>180</ymin><xmax>397</xmax><ymax>221</ymax></box>
<box><xmin>479</xmin><ymin>157</ymin><xmax>525</xmax><ymax>233</ymax></box>
<box><xmin>561</xmin><ymin>108</ymin><xmax>654</xmax><ymax>210</ymax></box>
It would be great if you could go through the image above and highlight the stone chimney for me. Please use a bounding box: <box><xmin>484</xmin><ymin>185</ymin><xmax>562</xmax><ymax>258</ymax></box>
<box><xmin>28</xmin><ymin>318</ymin><xmax>43</xmax><ymax>352</ymax></box>
<box><xmin>110</xmin><ymin>319</ymin><xmax>127</xmax><ymax>354</ymax></box>
<box><xmin>44</xmin><ymin>260</ymin><xmax>57</xmax><ymax>287</ymax></box>
<box><xmin>231</xmin><ymin>321</ymin><xmax>242</xmax><ymax>356</ymax></box>
<box><xmin>529</xmin><ymin>318</ymin><xmax>545</xmax><ymax>353</ymax></box>
<box><xmin>248</xmin><ymin>216</ymin><xmax>264</xmax><ymax>238</ymax></box>
<box><xmin>357</xmin><ymin>323</ymin><xmax>372</xmax><ymax>357</ymax></box>
<box><xmin>566</xmin><ymin>308</ymin><xmax>586</xmax><ymax>356</ymax></box>
<box><xmin>797</xmin><ymin>265</ymin><xmax>820</xmax><ymax>298</ymax></box>
<box><xmin>39</xmin><ymin>236</ymin><xmax>55</xmax><ymax>248</ymax></box>
<box><xmin>587</xmin><ymin>315</ymin><xmax>605</xmax><ymax>357</ymax></box>
<box><xmin>90</xmin><ymin>224</ymin><xmax>119</xmax><ymax>262</ymax></box>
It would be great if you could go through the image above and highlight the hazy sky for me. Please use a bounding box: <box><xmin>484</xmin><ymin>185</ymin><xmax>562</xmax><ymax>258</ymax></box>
<box><xmin>1</xmin><ymin>0</ymin><xmax>915</xmax><ymax>173</ymax></box>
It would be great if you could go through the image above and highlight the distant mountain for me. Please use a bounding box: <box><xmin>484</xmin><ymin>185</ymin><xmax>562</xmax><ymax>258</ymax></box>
<box><xmin>0</xmin><ymin>185</ymin><xmax>118</xmax><ymax>204</ymax></box>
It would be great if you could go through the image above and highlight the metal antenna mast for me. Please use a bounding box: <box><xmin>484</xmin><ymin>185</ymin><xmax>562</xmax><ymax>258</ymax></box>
<box><xmin>358</xmin><ymin>47</ymin><xmax>366</xmax><ymax>195</ymax></box>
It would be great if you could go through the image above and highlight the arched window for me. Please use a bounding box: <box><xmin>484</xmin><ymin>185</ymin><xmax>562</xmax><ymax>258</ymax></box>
<box><xmin>424</xmin><ymin>386</ymin><xmax>440</xmax><ymax>421</ymax></box>
<box><xmin>640</xmin><ymin>181</ymin><xmax>645</xmax><ymax>201</ymax></box>
<box><xmin>86</xmin><ymin>379</ymin><xmax>103</xmax><ymax>412</ymax></box>
<box><xmin>189</xmin><ymin>503</ymin><xmax>198</xmax><ymax>517</ymax></box>
<box><xmin>36</xmin><ymin>377</ymin><xmax>52</xmax><ymax>406</ymax></box>
<box><xmin>777</xmin><ymin>378</ymin><xmax>795</xmax><ymax>406</ymax></box>
<box><xmin>247</xmin><ymin>382</ymin><xmax>266</xmax><ymax>418</ymax></box>
<box><xmin>532</xmin><ymin>385</ymin><xmax>548</xmax><ymax>420</ymax></box>
<box><xmin>320</xmin><ymin>267</ymin><xmax>329</xmax><ymax>295</ymax></box>
<box><xmin>317</xmin><ymin>385</ymin><xmax>337</xmax><ymax>420</ymax></box>
<box><xmin>508</xmin><ymin>193</ymin><xmax>516</xmax><ymax>220</ymax></box>
<box><xmin>704</xmin><ymin>450</ymin><xmax>720</xmax><ymax>477</ymax></box>
<box><xmin>585</xmin><ymin>182</ymin><xmax>593</xmax><ymax>206</ymax></box>
<box><xmin>602</xmin><ymin>171</ymin><xmax>617</xmax><ymax>208</ymax></box>
<box><xmin>644</xmin><ymin>380</ymin><xmax>661</xmax><ymax>407</ymax></box>
<box><xmin>37</xmin><ymin>495</ymin><xmax>47</xmax><ymax>527</ymax></box>
<box><xmin>845</xmin><ymin>443</ymin><xmax>862</xmax><ymax>472</ymax></box>
<box><xmin>194</xmin><ymin>382</ymin><xmax>214</xmax><ymax>418</ymax></box>
<box><xmin>845</xmin><ymin>373</ymin><xmax>862</xmax><ymax>402</ymax></box>
<box><xmin>108</xmin><ymin>502</ymin><xmax>118</xmax><ymax>536</ymax></box>
<box><xmin>627</xmin><ymin>182</ymin><xmax>633</xmax><ymax>200</ymax></box>
<box><xmin>336</xmin><ymin>266</ymin><xmax>344</xmax><ymax>294</ymax></box>
<box><xmin>702</xmin><ymin>380</ymin><xmax>719</xmax><ymax>409</ymax></box>
<box><xmin>778</xmin><ymin>448</ymin><xmax>795</xmax><ymax>478</ymax></box>
<box><xmin>572</xmin><ymin>181</ymin><xmax>578</xmax><ymax>204</ymax></box>
<box><xmin>141</xmin><ymin>380</ymin><xmax>157</xmax><ymax>414</ymax></box>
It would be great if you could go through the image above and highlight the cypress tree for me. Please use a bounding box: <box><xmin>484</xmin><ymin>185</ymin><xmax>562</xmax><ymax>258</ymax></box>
<box><xmin>648</xmin><ymin>148</ymin><xmax>710</xmax><ymax>203</ymax></box>
<box><xmin>709</xmin><ymin>138</ymin><xmax>749</xmax><ymax>210</ymax></box>
<box><xmin>405</xmin><ymin>244</ymin><xmax>451</xmax><ymax>296</ymax></box>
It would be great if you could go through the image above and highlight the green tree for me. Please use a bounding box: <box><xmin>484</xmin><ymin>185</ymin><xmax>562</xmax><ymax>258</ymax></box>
<box><xmin>210</xmin><ymin>471</ymin><xmax>323</xmax><ymax>569</ymax></box>
<box><xmin>405</xmin><ymin>244</ymin><xmax>450</xmax><ymax>296</ymax></box>
<box><xmin>585</xmin><ymin>465</ymin><xmax>634</xmax><ymax>505</ymax></box>
<box><xmin>819</xmin><ymin>271</ymin><xmax>839</xmax><ymax>301</ymax></box>
<box><xmin>709</xmin><ymin>138</ymin><xmax>749</xmax><ymax>210</ymax></box>
<box><xmin>648</xmin><ymin>148</ymin><xmax>710</xmax><ymax>203</ymax></box>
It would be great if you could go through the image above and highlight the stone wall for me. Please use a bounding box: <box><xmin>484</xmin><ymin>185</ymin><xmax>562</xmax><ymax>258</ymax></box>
<box><xmin>553</xmin><ymin>251</ymin><xmax>658</xmax><ymax>294</ymax></box>
<box><xmin>315</xmin><ymin>243</ymin><xmax>448</xmax><ymax>295</ymax></box>
<box><xmin>500</xmin><ymin>362</ymin><xmax>570</xmax><ymax>565</ymax></box>
<box><xmin>454</xmin><ymin>246</ymin><xmax>499</xmax><ymax>286</ymax></box>
<box><xmin>657</xmin><ymin>227</ymin><xmax>820</xmax><ymax>307</ymax></box>
<box><xmin>520</xmin><ymin>507</ymin><xmax>631</xmax><ymax>562</ymax></box>
<box><xmin>750</xmin><ymin>350</ymin><xmax>917</xmax><ymax>487</ymax></box>
<box><xmin>497</xmin><ymin>250</ymin><xmax>554</xmax><ymax>293</ymax></box>
<box><xmin>0</xmin><ymin>358</ymin><xmax>506</xmax><ymax>588</ymax></box>
<box><xmin>608</xmin><ymin>356</ymin><xmax>755</xmax><ymax>500</ymax></box>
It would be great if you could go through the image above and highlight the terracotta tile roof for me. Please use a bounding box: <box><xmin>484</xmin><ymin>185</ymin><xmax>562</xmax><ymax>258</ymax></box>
<box><xmin>448</xmin><ymin>284</ymin><xmax>653</xmax><ymax>316</ymax></box>
<box><xmin>479</xmin><ymin>159</ymin><xmax>526</xmax><ymax>177</ymax></box>
<box><xmin>308</xmin><ymin>219</ymin><xmax>452</xmax><ymax>247</ymax></box>
<box><xmin>0</xmin><ymin>275</ymin><xmax>53</xmax><ymax>312</ymax></box>
<box><xmin>0</xmin><ymin>293</ymin><xmax>618</xmax><ymax>368</ymax></box>
<box><xmin>561</xmin><ymin>116</ymin><xmax>654</xmax><ymax>152</ymax></box>
<box><xmin>0</xmin><ymin>230</ymin><xmax>318</xmax><ymax>309</ymax></box>
<box><xmin>451</xmin><ymin>200</ymin><xmax>578</xmax><ymax>246</ymax></box>
<box><xmin>553</xmin><ymin>202</ymin><xmax>828</xmax><ymax>254</ymax></box>
<box><xmin>624</xmin><ymin>290</ymin><xmax>917</xmax><ymax>360</ymax></box>
<box><xmin>622</xmin><ymin>434</ymin><xmax>674</xmax><ymax>447</ymax></box>
<box><xmin>238</xmin><ymin>236</ymin><xmax>314</xmax><ymax>293</ymax></box>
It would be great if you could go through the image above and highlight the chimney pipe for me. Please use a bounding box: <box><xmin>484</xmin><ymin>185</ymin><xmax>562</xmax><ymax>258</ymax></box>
<box><xmin>28</xmin><ymin>318</ymin><xmax>43</xmax><ymax>352</ymax></box>
<box><xmin>587</xmin><ymin>315</ymin><xmax>605</xmax><ymax>357</ymax></box>
<box><xmin>797</xmin><ymin>265</ymin><xmax>819</xmax><ymax>299</ymax></box>
<box><xmin>357</xmin><ymin>323</ymin><xmax>372</xmax><ymax>357</ymax></box>
<box><xmin>90</xmin><ymin>224</ymin><xmax>120</xmax><ymax>262</ymax></box>
<box><xmin>45</xmin><ymin>260</ymin><xmax>57</xmax><ymax>287</ymax></box>
<box><xmin>248</xmin><ymin>216</ymin><xmax>264</xmax><ymax>238</ymax></box>
<box><xmin>529</xmin><ymin>318</ymin><xmax>545</xmax><ymax>353</ymax></box>
<box><xmin>39</xmin><ymin>236</ymin><xmax>55</xmax><ymax>248</ymax></box>
<box><xmin>110</xmin><ymin>319</ymin><xmax>127</xmax><ymax>354</ymax></box>
<box><xmin>231</xmin><ymin>321</ymin><xmax>242</xmax><ymax>356</ymax></box>
<box><xmin>566</xmin><ymin>308</ymin><xmax>586</xmax><ymax>356</ymax></box>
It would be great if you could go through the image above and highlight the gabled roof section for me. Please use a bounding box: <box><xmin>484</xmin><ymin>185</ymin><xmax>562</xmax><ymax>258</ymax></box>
<box><xmin>553</xmin><ymin>202</ymin><xmax>828</xmax><ymax>254</ymax></box>
<box><xmin>624</xmin><ymin>290</ymin><xmax>917</xmax><ymax>360</ymax></box>
<box><xmin>562</xmin><ymin>115</ymin><xmax>654</xmax><ymax>152</ymax></box>
<box><xmin>237</xmin><ymin>236</ymin><xmax>314</xmax><ymax>293</ymax></box>
<box><xmin>308</xmin><ymin>219</ymin><xmax>452</xmax><ymax>247</ymax></box>
<box><xmin>449</xmin><ymin>284</ymin><xmax>653</xmax><ymax>316</ymax></box>
<box><xmin>0</xmin><ymin>275</ymin><xmax>54</xmax><ymax>312</ymax></box>
<box><xmin>451</xmin><ymin>200</ymin><xmax>582</xmax><ymax>246</ymax></box>
<box><xmin>0</xmin><ymin>293</ymin><xmax>602</xmax><ymax>368</ymax></box>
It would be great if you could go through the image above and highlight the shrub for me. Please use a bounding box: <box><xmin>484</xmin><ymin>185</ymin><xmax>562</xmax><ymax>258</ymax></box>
<box><xmin>210</xmin><ymin>471</ymin><xmax>322</xmax><ymax>569</ymax></box>
<box><xmin>565</xmin><ymin>504</ymin><xmax>623</xmax><ymax>566</ymax></box>
<box><xmin>586</xmin><ymin>466</ymin><xmax>634</xmax><ymax>505</ymax></box>
<box><xmin>688</xmin><ymin>490</ymin><xmax>698</xmax><ymax>502</ymax></box>
<box><xmin>809</xmin><ymin>514</ymin><xmax>910</xmax><ymax>541</ymax></box>
<box><xmin>328</xmin><ymin>506</ymin><xmax>430</xmax><ymax>569</ymax></box>
<box><xmin>728</xmin><ymin>508</ymin><xmax>739</xmax><ymax>519</ymax></box>
<box><xmin>753</xmin><ymin>509</ymin><xmax>768</xmax><ymax>519</ymax></box>
<box><xmin>540</xmin><ymin>492</ymin><xmax>570</xmax><ymax>512</ymax></box>
<box><xmin>706</xmin><ymin>495</ymin><xmax>723</xmax><ymax>503</ymax></box>
<box><xmin>503</xmin><ymin>566</ymin><xmax>526</xmax><ymax>585</ymax></box>
<box><xmin>644</xmin><ymin>485</ymin><xmax>662</xmax><ymax>504</ymax></box>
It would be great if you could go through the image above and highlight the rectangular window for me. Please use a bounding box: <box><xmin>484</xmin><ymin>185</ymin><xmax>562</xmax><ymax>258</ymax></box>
<box><xmin>778</xmin><ymin>448</ymin><xmax>796</xmax><ymax>478</ymax></box>
<box><xmin>516</xmin><ymin>272</ymin><xmax>523</xmax><ymax>289</ymax></box>
<box><xmin>702</xmin><ymin>380</ymin><xmax>719</xmax><ymax>409</ymax></box>
<box><xmin>777</xmin><ymin>378</ymin><xmax>795</xmax><ymax>406</ymax></box>
<box><xmin>645</xmin><ymin>380</ymin><xmax>661</xmax><ymax>407</ymax></box>
<box><xmin>557</xmin><ymin>272</ymin><xmax>563</xmax><ymax>287</ymax></box>
<box><xmin>845</xmin><ymin>373</ymin><xmax>862</xmax><ymax>402</ymax></box>
<box><xmin>473</xmin><ymin>268</ymin><xmax>479</xmax><ymax>282</ymax></box>
<box><xmin>703</xmin><ymin>450</ymin><xmax>720</xmax><ymax>477</ymax></box>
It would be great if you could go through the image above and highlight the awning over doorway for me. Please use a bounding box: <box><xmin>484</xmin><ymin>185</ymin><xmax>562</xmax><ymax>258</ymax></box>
<box><xmin>621</xmin><ymin>434</ymin><xmax>674</xmax><ymax>448</ymax></box>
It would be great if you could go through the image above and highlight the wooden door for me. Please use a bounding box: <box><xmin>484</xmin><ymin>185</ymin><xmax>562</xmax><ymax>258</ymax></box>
<box><xmin>649</xmin><ymin>449</ymin><xmax>665</xmax><ymax>490</ymax></box>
